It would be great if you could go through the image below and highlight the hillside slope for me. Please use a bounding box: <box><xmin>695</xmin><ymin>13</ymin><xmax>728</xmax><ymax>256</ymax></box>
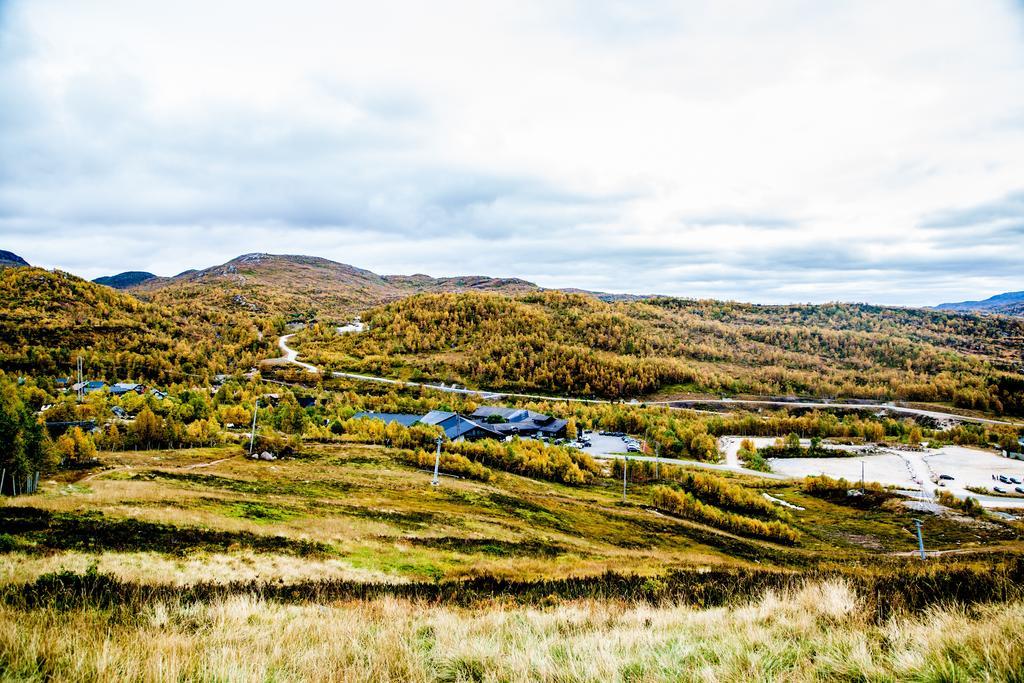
<box><xmin>93</xmin><ymin>271</ymin><xmax>158</xmax><ymax>289</ymax></box>
<box><xmin>937</xmin><ymin>291</ymin><xmax>1024</xmax><ymax>317</ymax></box>
<box><xmin>131</xmin><ymin>253</ymin><xmax>538</xmax><ymax>321</ymax></box>
<box><xmin>0</xmin><ymin>250</ymin><xmax>29</xmax><ymax>269</ymax></box>
<box><xmin>0</xmin><ymin>267</ymin><xmax>270</xmax><ymax>382</ymax></box>
<box><xmin>298</xmin><ymin>291</ymin><xmax>1024</xmax><ymax>413</ymax></box>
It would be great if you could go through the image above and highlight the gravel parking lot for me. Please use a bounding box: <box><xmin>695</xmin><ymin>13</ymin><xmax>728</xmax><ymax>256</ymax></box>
<box><xmin>923</xmin><ymin>446</ymin><xmax>1024</xmax><ymax>501</ymax></box>
<box><xmin>722</xmin><ymin>436</ymin><xmax>1024</xmax><ymax>508</ymax></box>
<box><xmin>576</xmin><ymin>432</ymin><xmax>643</xmax><ymax>458</ymax></box>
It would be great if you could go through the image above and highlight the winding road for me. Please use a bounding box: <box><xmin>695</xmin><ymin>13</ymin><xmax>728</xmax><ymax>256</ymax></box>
<box><xmin>277</xmin><ymin>334</ymin><xmax>320</xmax><ymax>374</ymax></box>
<box><xmin>276</xmin><ymin>335</ymin><xmax>1024</xmax><ymax>504</ymax></box>
<box><xmin>653</xmin><ymin>397</ymin><xmax>1018</xmax><ymax>426</ymax></box>
<box><xmin>277</xmin><ymin>334</ymin><xmax>1018</xmax><ymax>427</ymax></box>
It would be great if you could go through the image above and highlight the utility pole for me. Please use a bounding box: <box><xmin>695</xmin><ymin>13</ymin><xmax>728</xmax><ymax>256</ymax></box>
<box><xmin>622</xmin><ymin>456</ymin><xmax>628</xmax><ymax>503</ymax></box>
<box><xmin>913</xmin><ymin>519</ymin><xmax>926</xmax><ymax>560</ymax></box>
<box><xmin>432</xmin><ymin>436</ymin><xmax>442</xmax><ymax>486</ymax></box>
<box><xmin>248</xmin><ymin>399</ymin><xmax>259</xmax><ymax>456</ymax></box>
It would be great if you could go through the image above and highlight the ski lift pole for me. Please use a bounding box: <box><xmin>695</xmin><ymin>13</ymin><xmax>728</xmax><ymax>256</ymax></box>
<box><xmin>248</xmin><ymin>399</ymin><xmax>259</xmax><ymax>455</ymax></box>
<box><xmin>913</xmin><ymin>519</ymin><xmax>926</xmax><ymax>560</ymax></box>
<box><xmin>432</xmin><ymin>436</ymin><xmax>442</xmax><ymax>486</ymax></box>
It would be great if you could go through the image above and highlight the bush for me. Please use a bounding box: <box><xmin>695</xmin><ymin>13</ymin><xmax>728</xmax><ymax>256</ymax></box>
<box><xmin>670</xmin><ymin>471</ymin><xmax>787</xmax><ymax>520</ymax></box>
<box><xmin>738</xmin><ymin>447</ymin><xmax>771</xmax><ymax>472</ymax></box>
<box><xmin>448</xmin><ymin>437</ymin><xmax>600</xmax><ymax>485</ymax></box>
<box><xmin>936</xmin><ymin>490</ymin><xmax>984</xmax><ymax>517</ymax></box>
<box><xmin>337</xmin><ymin>419</ymin><xmax>598</xmax><ymax>485</ymax></box>
<box><xmin>651</xmin><ymin>485</ymin><xmax>800</xmax><ymax>545</ymax></box>
<box><xmin>801</xmin><ymin>474</ymin><xmax>893</xmax><ymax>508</ymax></box>
<box><xmin>401</xmin><ymin>449</ymin><xmax>492</xmax><ymax>482</ymax></box>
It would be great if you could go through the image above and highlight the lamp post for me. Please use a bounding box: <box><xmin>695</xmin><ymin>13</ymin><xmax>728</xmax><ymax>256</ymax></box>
<box><xmin>432</xmin><ymin>436</ymin><xmax>442</xmax><ymax>486</ymax></box>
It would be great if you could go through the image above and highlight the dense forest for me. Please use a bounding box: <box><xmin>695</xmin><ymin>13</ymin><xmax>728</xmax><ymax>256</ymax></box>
<box><xmin>297</xmin><ymin>291</ymin><xmax>1024</xmax><ymax>415</ymax></box>
<box><xmin>0</xmin><ymin>268</ymin><xmax>273</xmax><ymax>383</ymax></box>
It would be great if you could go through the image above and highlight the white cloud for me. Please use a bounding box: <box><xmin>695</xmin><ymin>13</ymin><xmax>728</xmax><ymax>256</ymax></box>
<box><xmin>1</xmin><ymin>0</ymin><xmax>1023</xmax><ymax>305</ymax></box>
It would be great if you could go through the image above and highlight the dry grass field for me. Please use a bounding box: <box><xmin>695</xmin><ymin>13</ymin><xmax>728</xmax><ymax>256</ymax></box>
<box><xmin>3</xmin><ymin>443</ymin><xmax>1024</xmax><ymax>680</ymax></box>
<box><xmin>3</xmin><ymin>581</ymin><xmax>1023</xmax><ymax>681</ymax></box>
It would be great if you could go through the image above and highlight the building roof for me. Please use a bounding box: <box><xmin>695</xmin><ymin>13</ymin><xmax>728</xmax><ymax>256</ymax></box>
<box><xmin>471</xmin><ymin>406</ymin><xmax>528</xmax><ymax>421</ymax></box>
<box><xmin>420</xmin><ymin>410</ymin><xmax>503</xmax><ymax>440</ymax></box>
<box><xmin>354</xmin><ymin>410</ymin><xmax>504</xmax><ymax>440</ymax></box>
<box><xmin>419</xmin><ymin>410</ymin><xmax>457</xmax><ymax>426</ymax></box>
<box><xmin>110</xmin><ymin>382</ymin><xmax>144</xmax><ymax>394</ymax></box>
<box><xmin>72</xmin><ymin>380</ymin><xmax>107</xmax><ymax>392</ymax></box>
<box><xmin>470</xmin><ymin>406</ymin><xmax>567</xmax><ymax>434</ymax></box>
<box><xmin>351</xmin><ymin>412</ymin><xmax>422</xmax><ymax>427</ymax></box>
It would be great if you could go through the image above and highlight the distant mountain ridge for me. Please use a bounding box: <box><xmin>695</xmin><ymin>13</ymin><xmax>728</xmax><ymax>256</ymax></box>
<box><xmin>935</xmin><ymin>291</ymin><xmax>1024</xmax><ymax>317</ymax></box>
<box><xmin>0</xmin><ymin>250</ymin><xmax>29</xmax><ymax>269</ymax></box>
<box><xmin>93</xmin><ymin>271</ymin><xmax>159</xmax><ymax>289</ymax></box>
<box><xmin>130</xmin><ymin>253</ymin><xmax>540</xmax><ymax>320</ymax></box>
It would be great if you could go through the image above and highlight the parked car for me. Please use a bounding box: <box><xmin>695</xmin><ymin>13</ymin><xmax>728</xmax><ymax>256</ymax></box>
<box><xmin>1009</xmin><ymin>477</ymin><xmax>1022</xmax><ymax>485</ymax></box>
<box><xmin>1015</xmin><ymin>487</ymin><xmax>1024</xmax><ymax>494</ymax></box>
<box><xmin>626</xmin><ymin>445</ymin><xmax>641</xmax><ymax>453</ymax></box>
<box><xmin>998</xmin><ymin>475</ymin><xmax>1011</xmax><ymax>484</ymax></box>
<box><xmin>938</xmin><ymin>474</ymin><xmax>954</xmax><ymax>481</ymax></box>
<box><xmin>994</xmin><ymin>486</ymin><xmax>1007</xmax><ymax>494</ymax></box>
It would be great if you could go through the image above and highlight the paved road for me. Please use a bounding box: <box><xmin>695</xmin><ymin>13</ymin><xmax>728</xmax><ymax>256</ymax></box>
<box><xmin>277</xmin><ymin>336</ymin><xmax>1020</xmax><ymax>427</ymax></box>
<box><xmin>587</xmin><ymin>451</ymin><xmax>788</xmax><ymax>480</ymax></box>
<box><xmin>653</xmin><ymin>397</ymin><xmax>1018</xmax><ymax>426</ymax></box>
<box><xmin>277</xmin><ymin>334</ymin><xmax>320</xmax><ymax>374</ymax></box>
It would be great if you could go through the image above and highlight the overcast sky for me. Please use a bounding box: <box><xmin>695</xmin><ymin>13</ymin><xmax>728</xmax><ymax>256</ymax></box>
<box><xmin>2</xmin><ymin>1</ymin><xmax>1023</xmax><ymax>305</ymax></box>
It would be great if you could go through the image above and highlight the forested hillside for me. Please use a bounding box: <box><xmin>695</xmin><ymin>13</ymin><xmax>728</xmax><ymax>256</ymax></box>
<box><xmin>298</xmin><ymin>291</ymin><xmax>1024</xmax><ymax>414</ymax></box>
<box><xmin>0</xmin><ymin>268</ymin><xmax>271</xmax><ymax>382</ymax></box>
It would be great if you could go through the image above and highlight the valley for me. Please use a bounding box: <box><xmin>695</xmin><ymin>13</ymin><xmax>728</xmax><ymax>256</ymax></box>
<box><xmin>2</xmin><ymin>252</ymin><xmax>1023</xmax><ymax>680</ymax></box>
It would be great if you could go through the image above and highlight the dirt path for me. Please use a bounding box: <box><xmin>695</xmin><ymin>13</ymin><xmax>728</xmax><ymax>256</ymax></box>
<box><xmin>80</xmin><ymin>454</ymin><xmax>237</xmax><ymax>482</ymax></box>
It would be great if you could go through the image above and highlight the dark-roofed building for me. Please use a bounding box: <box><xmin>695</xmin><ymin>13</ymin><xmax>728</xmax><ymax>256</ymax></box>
<box><xmin>45</xmin><ymin>420</ymin><xmax>97</xmax><ymax>437</ymax></box>
<box><xmin>469</xmin><ymin>407</ymin><xmax>568</xmax><ymax>438</ymax></box>
<box><xmin>351</xmin><ymin>412</ymin><xmax>422</xmax><ymax>428</ymax></box>
<box><xmin>110</xmin><ymin>382</ymin><xmax>146</xmax><ymax>396</ymax></box>
<box><xmin>419</xmin><ymin>410</ymin><xmax>503</xmax><ymax>441</ymax></box>
<box><xmin>71</xmin><ymin>380</ymin><xmax>108</xmax><ymax>394</ymax></box>
<box><xmin>353</xmin><ymin>410</ymin><xmax>503</xmax><ymax>441</ymax></box>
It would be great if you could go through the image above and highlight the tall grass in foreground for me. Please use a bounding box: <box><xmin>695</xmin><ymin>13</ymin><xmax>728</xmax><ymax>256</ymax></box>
<box><xmin>2</xmin><ymin>580</ymin><xmax>1023</xmax><ymax>682</ymax></box>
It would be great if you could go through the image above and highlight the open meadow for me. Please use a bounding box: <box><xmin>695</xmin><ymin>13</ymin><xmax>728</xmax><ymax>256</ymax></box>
<box><xmin>3</xmin><ymin>441</ymin><xmax>1024</xmax><ymax>680</ymax></box>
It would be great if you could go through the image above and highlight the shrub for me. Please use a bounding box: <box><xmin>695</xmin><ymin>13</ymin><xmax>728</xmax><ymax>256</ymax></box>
<box><xmin>738</xmin><ymin>447</ymin><xmax>771</xmax><ymax>472</ymax></box>
<box><xmin>936</xmin><ymin>490</ymin><xmax>984</xmax><ymax>517</ymax></box>
<box><xmin>651</xmin><ymin>485</ymin><xmax>800</xmax><ymax>545</ymax></box>
<box><xmin>672</xmin><ymin>471</ymin><xmax>786</xmax><ymax>520</ymax></box>
<box><xmin>401</xmin><ymin>449</ymin><xmax>492</xmax><ymax>482</ymax></box>
<box><xmin>447</xmin><ymin>437</ymin><xmax>600</xmax><ymax>485</ymax></box>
